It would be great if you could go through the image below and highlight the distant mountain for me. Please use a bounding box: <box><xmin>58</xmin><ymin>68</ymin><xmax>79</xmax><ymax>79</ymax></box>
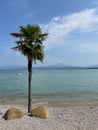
<box><xmin>0</xmin><ymin>65</ymin><xmax>27</xmax><ymax>70</ymax></box>
<box><xmin>85</xmin><ymin>65</ymin><xmax>98</xmax><ymax>69</ymax></box>
<box><xmin>36</xmin><ymin>63</ymin><xmax>98</xmax><ymax>69</ymax></box>
<box><xmin>1</xmin><ymin>64</ymin><xmax>98</xmax><ymax>70</ymax></box>
<box><xmin>35</xmin><ymin>63</ymin><xmax>85</xmax><ymax>69</ymax></box>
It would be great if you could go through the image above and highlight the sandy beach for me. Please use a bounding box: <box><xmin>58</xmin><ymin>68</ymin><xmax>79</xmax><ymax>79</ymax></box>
<box><xmin>0</xmin><ymin>101</ymin><xmax>98</xmax><ymax>130</ymax></box>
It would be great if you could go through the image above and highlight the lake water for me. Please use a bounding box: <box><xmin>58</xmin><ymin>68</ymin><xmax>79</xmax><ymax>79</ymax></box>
<box><xmin>0</xmin><ymin>69</ymin><xmax>98</xmax><ymax>104</ymax></box>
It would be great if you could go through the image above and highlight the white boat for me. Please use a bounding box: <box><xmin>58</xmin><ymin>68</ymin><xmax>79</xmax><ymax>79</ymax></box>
<box><xmin>18</xmin><ymin>73</ymin><xmax>23</xmax><ymax>76</ymax></box>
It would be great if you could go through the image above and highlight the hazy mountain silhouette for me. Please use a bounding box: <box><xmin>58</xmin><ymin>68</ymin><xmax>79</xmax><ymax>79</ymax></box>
<box><xmin>1</xmin><ymin>64</ymin><xmax>98</xmax><ymax>70</ymax></box>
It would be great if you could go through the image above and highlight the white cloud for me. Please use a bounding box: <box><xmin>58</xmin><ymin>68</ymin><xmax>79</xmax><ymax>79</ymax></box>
<box><xmin>74</xmin><ymin>43</ymin><xmax>98</xmax><ymax>53</ymax></box>
<box><xmin>41</xmin><ymin>9</ymin><xmax>98</xmax><ymax>50</ymax></box>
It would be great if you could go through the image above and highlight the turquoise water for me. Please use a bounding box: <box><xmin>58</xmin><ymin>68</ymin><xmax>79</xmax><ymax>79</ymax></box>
<box><xmin>0</xmin><ymin>69</ymin><xmax>98</xmax><ymax>103</ymax></box>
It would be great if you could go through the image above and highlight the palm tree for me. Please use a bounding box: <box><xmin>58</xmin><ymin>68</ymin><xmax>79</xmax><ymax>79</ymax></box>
<box><xmin>10</xmin><ymin>24</ymin><xmax>48</xmax><ymax>113</ymax></box>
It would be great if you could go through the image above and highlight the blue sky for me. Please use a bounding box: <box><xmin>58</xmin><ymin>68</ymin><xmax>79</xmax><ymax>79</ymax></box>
<box><xmin>1</xmin><ymin>0</ymin><xmax>98</xmax><ymax>67</ymax></box>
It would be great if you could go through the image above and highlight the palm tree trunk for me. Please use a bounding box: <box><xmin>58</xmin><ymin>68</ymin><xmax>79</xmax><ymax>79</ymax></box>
<box><xmin>28</xmin><ymin>59</ymin><xmax>32</xmax><ymax>113</ymax></box>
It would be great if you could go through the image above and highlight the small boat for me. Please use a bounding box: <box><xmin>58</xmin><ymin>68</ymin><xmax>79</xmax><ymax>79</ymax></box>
<box><xmin>18</xmin><ymin>73</ymin><xmax>23</xmax><ymax>76</ymax></box>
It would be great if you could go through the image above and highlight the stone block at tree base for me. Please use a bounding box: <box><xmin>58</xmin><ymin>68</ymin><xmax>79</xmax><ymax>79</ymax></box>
<box><xmin>4</xmin><ymin>107</ymin><xmax>24</xmax><ymax>120</ymax></box>
<box><xmin>31</xmin><ymin>106</ymin><xmax>49</xmax><ymax>119</ymax></box>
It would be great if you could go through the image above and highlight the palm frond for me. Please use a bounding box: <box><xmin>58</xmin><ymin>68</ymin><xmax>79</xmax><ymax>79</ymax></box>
<box><xmin>11</xmin><ymin>24</ymin><xmax>48</xmax><ymax>62</ymax></box>
<box><xmin>10</xmin><ymin>33</ymin><xmax>23</xmax><ymax>37</ymax></box>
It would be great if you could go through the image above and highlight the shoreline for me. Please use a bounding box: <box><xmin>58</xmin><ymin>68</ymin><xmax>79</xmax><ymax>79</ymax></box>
<box><xmin>1</xmin><ymin>98</ymin><xmax>98</xmax><ymax>107</ymax></box>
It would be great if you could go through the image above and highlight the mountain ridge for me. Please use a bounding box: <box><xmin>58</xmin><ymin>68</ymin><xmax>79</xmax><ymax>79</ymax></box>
<box><xmin>0</xmin><ymin>63</ymin><xmax>98</xmax><ymax>70</ymax></box>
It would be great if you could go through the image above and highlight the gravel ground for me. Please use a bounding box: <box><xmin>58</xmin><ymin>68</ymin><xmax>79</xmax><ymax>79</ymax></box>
<box><xmin>0</xmin><ymin>104</ymin><xmax>98</xmax><ymax>130</ymax></box>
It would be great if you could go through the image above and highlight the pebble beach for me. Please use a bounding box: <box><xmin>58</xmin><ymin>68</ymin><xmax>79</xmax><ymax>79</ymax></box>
<box><xmin>0</xmin><ymin>101</ymin><xmax>98</xmax><ymax>130</ymax></box>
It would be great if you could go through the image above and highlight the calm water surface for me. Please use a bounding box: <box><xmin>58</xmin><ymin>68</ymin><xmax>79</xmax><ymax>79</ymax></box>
<box><xmin>0</xmin><ymin>69</ymin><xmax>98</xmax><ymax>103</ymax></box>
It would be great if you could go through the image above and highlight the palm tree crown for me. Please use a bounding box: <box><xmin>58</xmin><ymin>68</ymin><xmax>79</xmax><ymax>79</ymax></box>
<box><xmin>10</xmin><ymin>24</ymin><xmax>48</xmax><ymax>63</ymax></box>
